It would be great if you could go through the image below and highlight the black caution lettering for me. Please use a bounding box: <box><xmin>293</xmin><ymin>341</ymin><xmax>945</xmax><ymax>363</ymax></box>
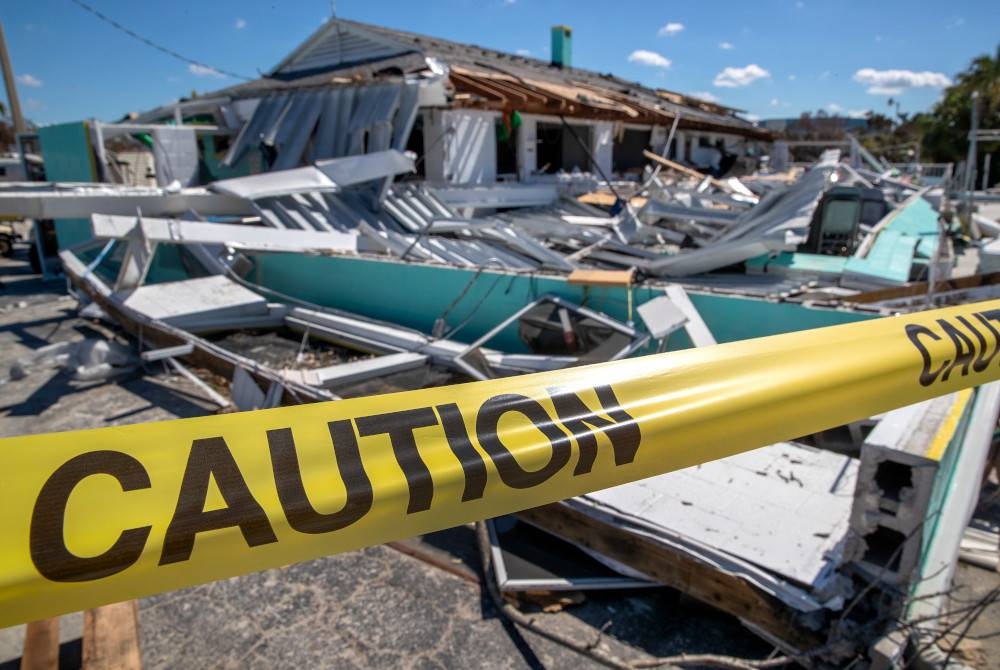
<box><xmin>267</xmin><ymin>421</ymin><xmax>373</xmax><ymax>534</ymax></box>
<box><xmin>971</xmin><ymin>309</ymin><xmax>1000</xmax><ymax>373</ymax></box>
<box><xmin>475</xmin><ymin>394</ymin><xmax>571</xmax><ymax>489</ymax></box>
<box><xmin>30</xmin><ymin>451</ymin><xmax>152</xmax><ymax>582</ymax></box>
<box><xmin>939</xmin><ymin>318</ymin><xmax>976</xmax><ymax>381</ymax></box>
<box><xmin>355</xmin><ymin>408</ymin><xmax>439</xmax><ymax>514</ymax></box>
<box><xmin>436</xmin><ymin>403</ymin><xmax>487</xmax><ymax>502</ymax></box>
<box><xmin>906</xmin><ymin>323</ymin><xmax>949</xmax><ymax>386</ymax></box>
<box><xmin>548</xmin><ymin>385</ymin><xmax>641</xmax><ymax>475</ymax></box>
<box><xmin>159</xmin><ymin>437</ymin><xmax>277</xmax><ymax>566</ymax></box>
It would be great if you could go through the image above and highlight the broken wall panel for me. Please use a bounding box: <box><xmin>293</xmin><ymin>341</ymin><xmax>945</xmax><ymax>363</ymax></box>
<box><xmin>221</xmin><ymin>80</ymin><xmax>421</xmax><ymax>171</ymax></box>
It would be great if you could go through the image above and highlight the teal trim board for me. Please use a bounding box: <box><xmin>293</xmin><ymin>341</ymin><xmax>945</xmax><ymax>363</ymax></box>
<box><xmin>36</xmin><ymin>122</ymin><xmax>99</xmax><ymax>250</ymax></box>
<box><xmin>882</xmin><ymin>196</ymin><xmax>941</xmax><ymax>260</ymax></box>
<box><xmin>248</xmin><ymin>251</ymin><xmax>874</xmax><ymax>352</ymax></box>
<box><xmin>844</xmin><ymin>230</ymin><xmax>919</xmax><ymax>285</ymax></box>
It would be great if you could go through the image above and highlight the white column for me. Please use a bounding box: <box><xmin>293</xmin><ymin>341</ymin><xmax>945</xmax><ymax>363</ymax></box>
<box><xmin>517</xmin><ymin>115</ymin><xmax>538</xmax><ymax>182</ymax></box>
<box><xmin>422</xmin><ymin>109</ymin><xmax>448</xmax><ymax>183</ymax></box>
<box><xmin>591</xmin><ymin>121</ymin><xmax>613</xmax><ymax>178</ymax></box>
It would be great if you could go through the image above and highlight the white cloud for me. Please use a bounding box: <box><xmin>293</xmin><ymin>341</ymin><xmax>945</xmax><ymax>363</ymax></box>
<box><xmin>853</xmin><ymin>68</ymin><xmax>952</xmax><ymax>95</ymax></box>
<box><xmin>770</xmin><ymin>98</ymin><xmax>780</xmax><ymax>107</ymax></box>
<box><xmin>188</xmin><ymin>63</ymin><xmax>225</xmax><ymax>78</ymax></box>
<box><xmin>788</xmin><ymin>74</ymin><xmax>796</xmax><ymax>81</ymax></box>
<box><xmin>657</xmin><ymin>22</ymin><xmax>684</xmax><ymax>37</ymax></box>
<box><xmin>718</xmin><ymin>41</ymin><xmax>734</xmax><ymax>50</ymax></box>
<box><xmin>744</xmin><ymin>113</ymin><xmax>761</xmax><ymax>122</ymax></box>
<box><xmin>946</xmin><ymin>17</ymin><xmax>965</xmax><ymax>29</ymax></box>
<box><xmin>26</xmin><ymin>98</ymin><xmax>45</xmax><ymax>111</ymax></box>
<box><xmin>235</xmin><ymin>18</ymin><xmax>246</xmax><ymax>30</ymax></box>
<box><xmin>516</xmin><ymin>49</ymin><xmax>531</xmax><ymax>56</ymax></box>
<box><xmin>17</xmin><ymin>73</ymin><xmax>42</xmax><ymax>88</ymax></box>
<box><xmin>688</xmin><ymin>91</ymin><xmax>719</xmax><ymax>102</ymax></box>
<box><xmin>827</xmin><ymin>103</ymin><xmax>843</xmax><ymax>113</ymax></box>
<box><xmin>847</xmin><ymin>109</ymin><xmax>870</xmax><ymax>119</ymax></box>
<box><xmin>628</xmin><ymin>50</ymin><xmax>671</xmax><ymax>69</ymax></box>
<box><xmin>713</xmin><ymin>63</ymin><xmax>769</xmax><ymax>88</ymax></box>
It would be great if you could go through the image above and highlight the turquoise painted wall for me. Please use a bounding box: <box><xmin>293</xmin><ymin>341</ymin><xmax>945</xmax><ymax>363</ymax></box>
<box><xmin>36</xmin><ymin>122</ymin><xmax>99</xmax><ymax>250</ymax></box>
<box><xmin>200</xmin><ymin>134</ymin><xmax>258</xmax><ymax>181</ymax></box>
<box><xmin>249</xmin><ymin>252</ymin><xmax>875</xmax><ymax>352</ymax></box>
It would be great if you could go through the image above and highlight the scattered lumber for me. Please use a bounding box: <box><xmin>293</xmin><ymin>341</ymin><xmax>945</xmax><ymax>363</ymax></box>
<box><xmin>21</xmin><ymin>618</ymin><xmax>60</xmax><ymax>670</ymax></box>
<box><xmin>83</xmin><ymin>601</ymin><xmax>142</xmax><ymax>670</ymax></box>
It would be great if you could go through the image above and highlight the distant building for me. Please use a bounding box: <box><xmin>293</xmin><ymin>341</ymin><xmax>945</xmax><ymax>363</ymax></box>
<box><xmin>761</xmin><ymin>115</ymin><xmax>868</xmax><ymax>139</ymax></box>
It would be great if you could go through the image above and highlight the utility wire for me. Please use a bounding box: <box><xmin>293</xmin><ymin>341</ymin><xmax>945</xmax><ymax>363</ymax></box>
<box><xmin>68</xmin><ymin>0</ymin><xmax>255</xmax><ymax>81</ymax></box>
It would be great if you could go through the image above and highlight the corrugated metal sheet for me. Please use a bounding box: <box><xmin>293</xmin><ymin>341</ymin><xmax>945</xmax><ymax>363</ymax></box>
<box><xmin>222</xmin><ymin>81</ymin><xmax>420</xmax><ymax>172</ymax></box>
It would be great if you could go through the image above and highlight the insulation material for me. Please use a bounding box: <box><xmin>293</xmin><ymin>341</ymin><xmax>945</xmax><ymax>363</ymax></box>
<box><xmin>151</xmin><ymin>126</ymin><xmax>199</xmax><ymax>187</ymax></box>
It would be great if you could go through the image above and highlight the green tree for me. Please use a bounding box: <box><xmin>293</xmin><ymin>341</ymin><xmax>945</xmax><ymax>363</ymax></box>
<box><xmin>921</xmin><ymin>45</ymin><xmax>1000</xmax><ymax>185</ymax></box>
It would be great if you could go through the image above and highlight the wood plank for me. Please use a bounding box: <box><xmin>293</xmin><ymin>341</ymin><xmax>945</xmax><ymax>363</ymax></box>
<box><xmin>841</xmin><ymin>271</ymin><xmax>1000</xmax><ymax>304</ymax></box>
<box><xmin>576</xmin><ymin>192</ymin><xmax>647</xmax><ymax>208</ymax></box>
<box><xmin>567</xmin><ymin>268</ymin><xmax>635</xmax><ymax>287</ymax></box>
<box><xmin>83</xmin><ymin>601</ymin><xmax>142</xmax><ymax>670</ymax></box>
<box><xmin>21</xmin><ymin>618</ymin><xmax>60</xmax><ymax>670</ymax></box>
<box><xmin>516</xmin><ymin>502</ymin><xmax>825</xmax><ymax>651</ymax></box>
<box><xmin>642</xmin><ymin>150</ymin><xmax>729</xmax><ymax>191</ymax></box>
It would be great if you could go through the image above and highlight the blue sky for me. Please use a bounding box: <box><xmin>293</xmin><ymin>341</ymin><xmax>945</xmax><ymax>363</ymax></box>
<box><xmin>2</xmin><ymin>0</ymin><xmax>996</xmax><ymax>126</ymax></box>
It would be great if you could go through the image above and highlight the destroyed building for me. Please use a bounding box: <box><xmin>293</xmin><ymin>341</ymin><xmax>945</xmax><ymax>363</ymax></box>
<box><xmin>1</xmin><ymin>11</ymin><xmax>999</xmax><ymax>670</ymax></box>
<box><xmin>124</xmin><ymin>18</ymin><xmax>770</xmax><ymax>188</ymax></box>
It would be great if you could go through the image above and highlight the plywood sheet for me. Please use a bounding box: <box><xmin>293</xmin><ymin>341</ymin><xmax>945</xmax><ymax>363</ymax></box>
<box><xmin>121</xmin><ymin>276</ymin><xmax>269</xmax><ymax>328</ymax></box>
<box><xmin>583</xmin><ymin>442</ymin><xmax>858</xmax><ymax>586</ymax></box>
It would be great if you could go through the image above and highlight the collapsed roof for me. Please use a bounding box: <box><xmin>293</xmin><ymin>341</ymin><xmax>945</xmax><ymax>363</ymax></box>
<box><xmin>137</xmin><ymin>18</ymin><xmax>770</xmax><ymax>141</ymax></box>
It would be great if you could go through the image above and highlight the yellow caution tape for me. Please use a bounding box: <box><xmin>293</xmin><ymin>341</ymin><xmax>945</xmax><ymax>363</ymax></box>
<box><xmin>2</xmin><ymin>299</ymin><xmax>1000</xmax><ymax>626</ymax></box>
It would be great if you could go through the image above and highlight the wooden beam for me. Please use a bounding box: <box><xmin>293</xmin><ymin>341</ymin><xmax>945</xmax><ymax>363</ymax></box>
<box><xmin>842</xmin><ymin>272</ymin><xmax>1000</xmax><ymax>304</ymax></box>
<box><xmin>644</xmin><ymin>150</ymin><xmax>708</xmax><ymax>180</ymax></box>
<box><xmin>21</xmin><ymin>619</ymin><xmax>60</xmax><ymax>670</ymax></box>
<box><xmin>516</xmin><ymin>502</ymin><xmax>825</xmax><ymax>650</ymax></box>
<box><xmin>576</xmin><ymin>192</ymin><xmax>647</xmax><ymax>209</ymax></box>
<box><xmin>450</xmin><ymin>72</ymin><xmax>515</xmax><ymax>103</ymax></box>
<box><xmin>642</xmin><ymin>150</ymin><xmax>739</xmax><ymax>192</ymax></box>
<box><xmin>567</xmin><ymin>268</ymin><xmax>636</xmax><ymax>287</ymax></box>
<box><xmin>83</xmin><ymin>601</ymin><xmax>142</xmax><ymax>670</ymax></box>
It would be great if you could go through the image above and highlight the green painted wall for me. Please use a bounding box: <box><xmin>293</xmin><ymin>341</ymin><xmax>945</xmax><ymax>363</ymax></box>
<box><xmin>249</xmin><ymin>252</ymin><xmax>875</xmax><ymax>351</ymax></box>
<box><xmin>37</xmin><ymin>122</ymin><xmax>99</xmax><ymax>250</ymax></box>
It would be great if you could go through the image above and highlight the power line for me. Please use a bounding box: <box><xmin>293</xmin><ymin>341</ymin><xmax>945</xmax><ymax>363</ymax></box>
<box><xmin>68</xmin><ymin>0</ymin><xmax>255</xmax><ymax>81</ymax></box>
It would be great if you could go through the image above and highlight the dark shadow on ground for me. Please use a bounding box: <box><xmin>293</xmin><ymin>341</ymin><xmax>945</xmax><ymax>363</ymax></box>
<box><xmin>0</xmin><ymin>313</ymin><xmax>73</xmax><ymax>348</ymax></box>
<box><xmin>418</xmin><ymin>524</ymin><xmax>775</xmax><ymax>663</ymax></box>
<box><xmin>0</xmin><ymin>637</ymin><xmax>81</xmax><ymax>670</ymax></box>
